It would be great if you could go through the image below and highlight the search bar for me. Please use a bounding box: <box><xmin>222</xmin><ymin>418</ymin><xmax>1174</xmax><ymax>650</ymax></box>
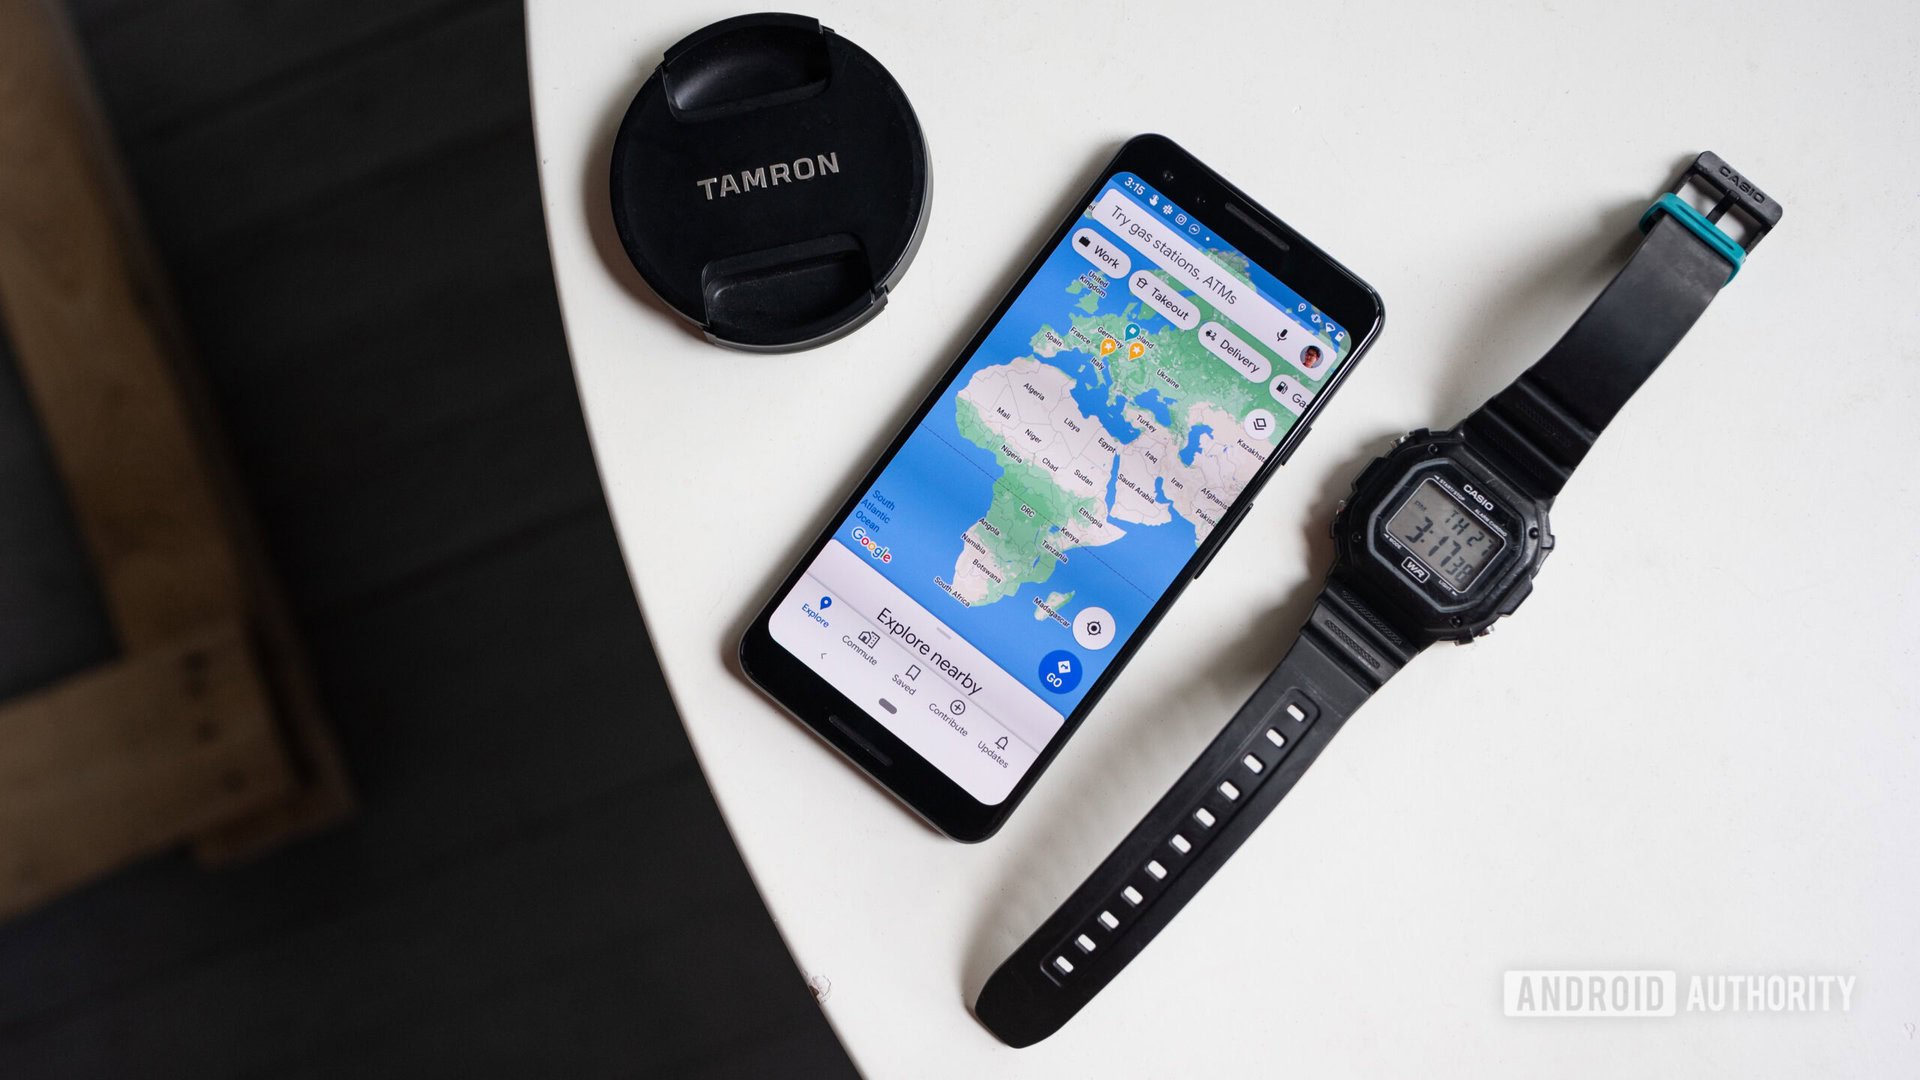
<box><xmin>1089</xmin><ymin>189</ymin><xmax>1328</xmax><ymax>381</ymax></box>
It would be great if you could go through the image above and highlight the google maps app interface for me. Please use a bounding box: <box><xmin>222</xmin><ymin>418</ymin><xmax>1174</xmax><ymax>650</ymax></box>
<box><xmin>770</xmin><ymin>173</ymin><xmax>1352</xmax><ymax>804</ymax></box>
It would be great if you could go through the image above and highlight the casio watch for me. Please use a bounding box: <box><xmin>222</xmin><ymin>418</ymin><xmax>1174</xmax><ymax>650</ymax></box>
<box><xmin>974</xmin><ymin>152</ymin><xmax>1781</xmax><ymax>1046</ymax></box>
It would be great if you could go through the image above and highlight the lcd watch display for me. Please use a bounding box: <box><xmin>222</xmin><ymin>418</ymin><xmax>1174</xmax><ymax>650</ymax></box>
<box><xmin>766</xmin><ymin>173</ymin><xmax>1353</xmax><ymax>805</ymax></box>
<box><xmin>1384</xmin><ymin>477</ymin><xmax>1504</xmax><ymax>589</ymax></box>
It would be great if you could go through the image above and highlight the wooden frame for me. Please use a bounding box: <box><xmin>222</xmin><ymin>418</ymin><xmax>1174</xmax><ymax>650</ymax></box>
<box><xmin>0</xmin><ymin>0</ymin><xmax>351</xmax><ymax>920</ymax></box>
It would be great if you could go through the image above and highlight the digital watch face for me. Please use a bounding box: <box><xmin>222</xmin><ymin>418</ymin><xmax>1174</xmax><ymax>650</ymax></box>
<box><xmin>1375</xmin><ymin>471</ymin><xmax>1514</xmax><ymax>602</ymax></box>
<box><xmin>1383</xmin><ymin>477</ymin><xmax>1505</xmax><ymax>590</ymax></box>
<box><xmin>767</xmin><ymin>172</ymin><xmax>1355</xmax><ymax>806</ymax></box>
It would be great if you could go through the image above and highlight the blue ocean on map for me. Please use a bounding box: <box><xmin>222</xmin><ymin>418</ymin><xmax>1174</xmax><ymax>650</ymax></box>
<box><xmin>1134</xmin><ymin>388</ymin><xmax>1173</xmax><ymax>427</ymax></box>
<box><xmin>1180</xmin><ymin>424</ymin><xmax>1213</xmax><ymax>466</ymax></box>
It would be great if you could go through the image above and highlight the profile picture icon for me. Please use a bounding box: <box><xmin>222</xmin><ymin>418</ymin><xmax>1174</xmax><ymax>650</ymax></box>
<box><xmin>1299</xmin><ymin>344</ymin><xmax>1324</xmax><ymax>370</ymax></box>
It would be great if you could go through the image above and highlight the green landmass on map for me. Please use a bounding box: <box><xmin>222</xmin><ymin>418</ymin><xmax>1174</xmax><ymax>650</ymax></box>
<box><xmin>953</xmin><ymin>398</ymin><xmax>1103</xmax><ymax>605</ymax></box>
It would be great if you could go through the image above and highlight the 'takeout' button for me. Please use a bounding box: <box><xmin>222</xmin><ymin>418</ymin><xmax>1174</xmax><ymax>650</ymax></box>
<box><xmin>1130</xmin><ymin>271</ymin><xmax>1200</xmax><ymax>330</ymax></box>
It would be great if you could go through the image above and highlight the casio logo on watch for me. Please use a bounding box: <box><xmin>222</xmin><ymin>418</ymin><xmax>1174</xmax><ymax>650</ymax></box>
<box><xmin>694</xmin><ymin>152</ymin><xmax>842</xmax><ymax>200</ymax></box>
<box><xmin>1716</xmin><ymin>163</ymin><xmax>1768</xmax><ymax>205</ymax></box>
<box><xmin>1460</xmin><ymin>483</ymin><xmax>1495</xmax><ymax>511</ymax></box>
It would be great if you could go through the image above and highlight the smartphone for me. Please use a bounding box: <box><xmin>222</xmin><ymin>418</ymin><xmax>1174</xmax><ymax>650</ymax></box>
<box><xmin>740</xmin><ymin>135</ymin><xmax>1384</xmax><ymax>840</ymax></box>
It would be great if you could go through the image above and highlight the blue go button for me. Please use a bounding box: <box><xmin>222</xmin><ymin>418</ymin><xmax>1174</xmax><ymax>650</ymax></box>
<box><xmin>1038</xmin><ymin>649</ymin><xmax>1081</xmax><ymax>695</ymax></box>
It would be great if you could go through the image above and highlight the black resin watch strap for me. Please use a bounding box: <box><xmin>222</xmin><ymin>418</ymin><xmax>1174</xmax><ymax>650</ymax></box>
<box><xmin>1459</xmin><ymin>153</ymin><xmax>1778</xmax><ymax>500</ymax></box>
<box><xmin>974</xmin><ymin>585</ymin><xmax>1424</xmax><ymax>1046</ymax></box>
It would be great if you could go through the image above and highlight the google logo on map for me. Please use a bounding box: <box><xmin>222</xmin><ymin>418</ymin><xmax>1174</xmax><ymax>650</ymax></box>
<box><xmin>850</xmin><ymin>527</ymin><xmax>893</xmax><ymax>564</ymax></box>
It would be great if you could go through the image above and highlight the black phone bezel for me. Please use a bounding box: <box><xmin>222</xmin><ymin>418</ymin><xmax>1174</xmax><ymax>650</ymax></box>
<box><xmin>739</xmin><ymin>133</ymin><xmax>1386</xmax><ymax>841</ymax></box>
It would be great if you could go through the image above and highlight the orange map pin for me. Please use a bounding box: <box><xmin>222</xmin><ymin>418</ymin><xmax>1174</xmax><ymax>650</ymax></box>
<box><xmin>1127</xmin><ymin>341</ymin><xmax>1146</xmax><ymax>360</ymax></box>
<box><xmin>1098</xmin><ymin>338</ymin><xmax>1119</xmax><ymax>356</ymax></box>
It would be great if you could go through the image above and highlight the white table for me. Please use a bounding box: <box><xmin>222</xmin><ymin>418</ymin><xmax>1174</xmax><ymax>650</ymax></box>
<box><xmin>526</xmin><ymin>3</ymin><xmax>1920</xmax><ymax>1074</ymax></box>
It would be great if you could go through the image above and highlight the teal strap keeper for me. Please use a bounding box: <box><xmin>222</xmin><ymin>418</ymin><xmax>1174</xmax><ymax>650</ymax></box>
<box><xmin>1639</xmin><ymin>192</ymin><xmax>1744</xmax><ymax>281</ymax></box>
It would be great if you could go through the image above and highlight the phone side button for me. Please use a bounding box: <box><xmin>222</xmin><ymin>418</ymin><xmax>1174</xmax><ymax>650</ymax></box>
<box><xmin>1189</xmin><ymin>501</ymin><xmax>1252</xmax><ymax>580</ymax></box>
<box><xmin>1276</xmin><ymin>424</ymin><xmax>1310</xmax><ymax>465</ymax></box>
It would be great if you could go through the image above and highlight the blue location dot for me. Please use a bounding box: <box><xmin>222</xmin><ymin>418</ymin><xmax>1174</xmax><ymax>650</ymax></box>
<box><xmin>819</xmin><ymin>596</ymin><xmax>831</xmax><ymax>609</ymax></box>
<box><xmin>1038</xmin><ymin>650</ymin><xmax>1082</xmax><ymax>695</ymax></box>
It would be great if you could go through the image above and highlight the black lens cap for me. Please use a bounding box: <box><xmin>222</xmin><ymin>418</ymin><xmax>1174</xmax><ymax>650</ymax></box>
<box><xmin>609</xmin><ymin>14</ymin><xmax>931</xmax><ymax>352</ymax></box>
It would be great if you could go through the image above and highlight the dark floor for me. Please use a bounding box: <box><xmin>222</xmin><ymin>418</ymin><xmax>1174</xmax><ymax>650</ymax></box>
<box><xmin>0</xmin><ymin>1</ymin><xmax>856</xmax><ymax>1077</ymax></box>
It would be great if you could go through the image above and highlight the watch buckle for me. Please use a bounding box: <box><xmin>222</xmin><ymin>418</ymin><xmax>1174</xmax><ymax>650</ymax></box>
<box><xmin>1668</xmin><ymin>151</ymin><xmax>1782</xmax><ymax>253</ymax></box>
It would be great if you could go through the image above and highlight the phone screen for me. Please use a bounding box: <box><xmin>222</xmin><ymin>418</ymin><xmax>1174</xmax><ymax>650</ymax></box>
<box><xmin>767</xmin><ymin>171</ymin><xmax>1354</xmax><ymax>805</ymax></box>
